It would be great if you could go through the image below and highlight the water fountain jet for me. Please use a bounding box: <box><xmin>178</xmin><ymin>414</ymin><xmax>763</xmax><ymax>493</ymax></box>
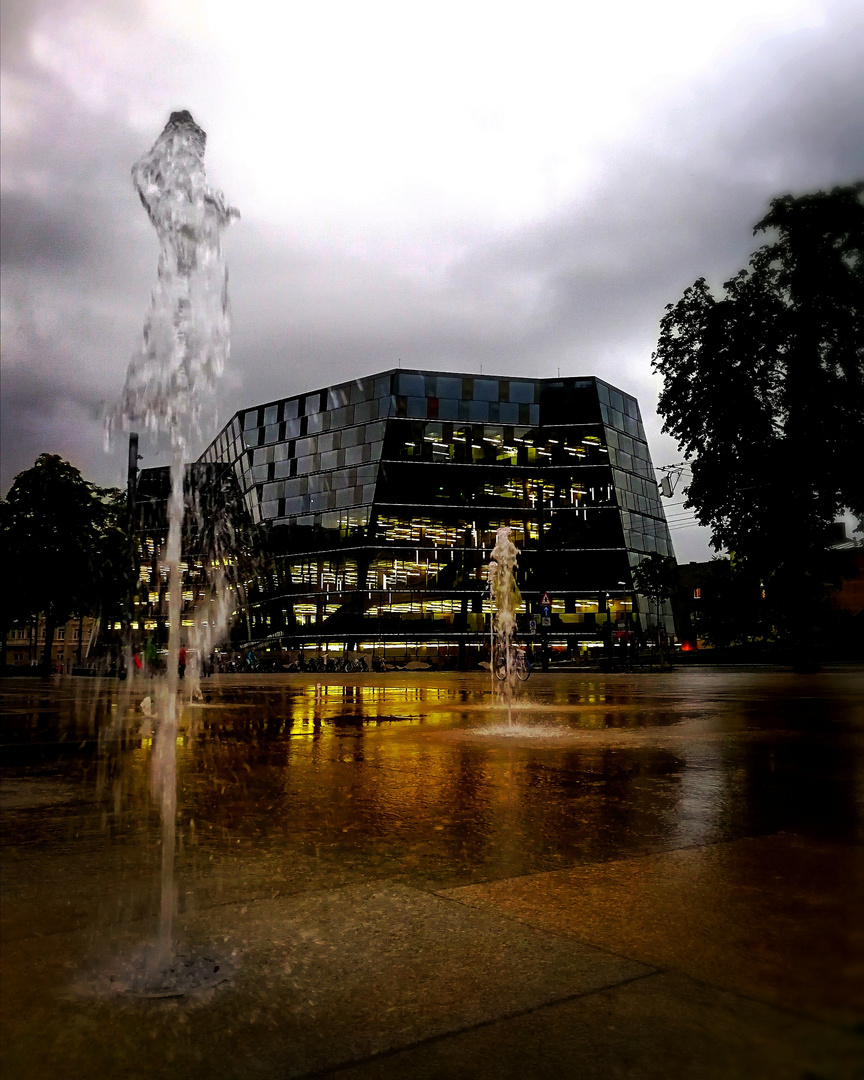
<box><xmin>488</xmin><ymin>527</ymin><xmax>523</xmax><ymax>722</ymax></box>
<box><xmin>104</xmin><ymin>109</ymin><xmax>238</xmax><ymax>996</ymax></box>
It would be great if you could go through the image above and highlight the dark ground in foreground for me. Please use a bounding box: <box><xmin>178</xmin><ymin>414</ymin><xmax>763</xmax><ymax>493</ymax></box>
<box><xmin>2</xmin><ymin>668</ymin><xmax>863</xmax><ymax>1079</ymax></box>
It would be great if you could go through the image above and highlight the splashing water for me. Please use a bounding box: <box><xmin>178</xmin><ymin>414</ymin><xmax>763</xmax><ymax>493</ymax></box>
<box><xmin>111</xmin><ymin>111</ymin><xmax>238</xmax><ymax>984</ymax></box>
<box><xmin>488</xmin><ymin>527</ymin><xmax>523</xmax><ymax>719</ymax></box>
<box><xmin>117</xmin><ymin>110</ymin><xmax>239</xmax><ymax>439</ymax></box>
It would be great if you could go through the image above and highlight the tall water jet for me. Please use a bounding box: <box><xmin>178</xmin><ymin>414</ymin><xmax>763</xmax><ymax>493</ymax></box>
<box><xmin>488</xmin><ymin>527</ymin><xmax>523</xmax><ymax>718</ymax></box>
<box><xmin>111</xmin><ymin>110</ymin><xmax>238</xmax><ymax>984</ymax></box>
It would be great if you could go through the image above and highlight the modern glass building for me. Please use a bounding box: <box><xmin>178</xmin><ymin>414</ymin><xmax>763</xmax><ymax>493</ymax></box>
<box><xmin>193</xmin><ymin>369</ymin><xmax>675</xmax><ymax>663</ymax></box>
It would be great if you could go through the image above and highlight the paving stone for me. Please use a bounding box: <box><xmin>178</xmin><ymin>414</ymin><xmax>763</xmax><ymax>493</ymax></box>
<box><xmin>1</xmin><ymin>880</ymin><xmax>650</xmax><ymax>1080</ymax></box>
<box><xmin>328</xmin><ymin>970</ymin><xmax>864</xmax><ymax>1080</ymax></box>
<box><xmin>442</xmin><ymin>834</ymin><xmax>864</xmax><ymax>1026</ymax></box>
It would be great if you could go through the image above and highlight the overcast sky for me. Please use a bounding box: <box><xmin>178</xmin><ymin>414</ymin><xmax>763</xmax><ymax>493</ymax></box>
<box><xmin>2</xmin><ymin>0</ymin><xmax>862</xmax><ymax>561</ymax></box>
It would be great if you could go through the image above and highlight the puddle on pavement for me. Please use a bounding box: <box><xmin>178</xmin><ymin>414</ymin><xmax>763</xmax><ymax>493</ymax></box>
<box><xmin>2</xmin><ymin>670</ymin><xmax>862</xmax><ymax>957</ymax></box>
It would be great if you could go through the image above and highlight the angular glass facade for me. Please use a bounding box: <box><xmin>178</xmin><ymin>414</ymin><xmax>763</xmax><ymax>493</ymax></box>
<box><xmin>194</xmin><ymin>369</ymin><xmax>674</xmax><ymax>661</ymax></box>
<box><xmin>131</xmin><ymin>462</ymin><xmax>252</xmax><ymax>642</ymax></box>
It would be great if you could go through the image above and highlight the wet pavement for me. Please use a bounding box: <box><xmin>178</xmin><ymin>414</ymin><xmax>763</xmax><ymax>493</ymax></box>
<box><xmin>1</xmin><ymin>668</ymin><xmax>863</xmax><ymax>1078</ymax></box>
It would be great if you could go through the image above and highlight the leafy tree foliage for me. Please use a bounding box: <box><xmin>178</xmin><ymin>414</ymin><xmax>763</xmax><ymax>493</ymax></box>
<box><xmin>632</xmin><ymin>553</ymin><xmax>679</xmax><ymax>611</ymax></box>
<box><xmin>1</xmin><ymin>455</ymin><xmax>133</xmax><ymax>670</ymax></box>
<box><xmin>652</xmin><ymin>184</ymin><xmax>864</xmax><ymax>646</ymax></box>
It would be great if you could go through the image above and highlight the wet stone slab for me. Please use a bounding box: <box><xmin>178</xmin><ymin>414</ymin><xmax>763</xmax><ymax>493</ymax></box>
<box><xmin>2</xmin><ymin>669</ymin><xmax>863</xmax><ymax>1077</ymax></box>
<box><xmin>326</xmin><ymin>970</ymin><xmax>864</xmax><ymax>1080</ymax></box>
<box><xmin>1</xmin><ymin>880</ymin><xmax>651</xmax><ymax>1080</ymax></box>
<box><xmin>441</xmin><ymin>833</ymin><xmax>864</xmax><ymax>1027</ymax></box>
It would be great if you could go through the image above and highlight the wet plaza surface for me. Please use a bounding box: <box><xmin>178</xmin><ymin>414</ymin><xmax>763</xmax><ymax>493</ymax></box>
<box><xmin>1</xmin><ymin>668</ymin><xmax>863</xmax><ymax>1078</ymax></box>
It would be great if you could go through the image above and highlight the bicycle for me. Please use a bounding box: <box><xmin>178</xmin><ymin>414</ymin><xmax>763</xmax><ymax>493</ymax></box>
<box><xmin>494</xmin><ymin>646</ymin><xmax>531</xmax><ymax>682</ymax></box>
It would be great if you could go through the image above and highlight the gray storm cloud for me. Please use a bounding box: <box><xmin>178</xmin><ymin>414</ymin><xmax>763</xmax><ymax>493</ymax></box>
<box><xmin>1</xmin><ymin>0</ymin><xmax>862</xmax><ymax>561</ymax></box>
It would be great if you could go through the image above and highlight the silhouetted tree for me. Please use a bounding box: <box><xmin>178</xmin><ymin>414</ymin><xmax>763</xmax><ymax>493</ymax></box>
<box><xmin>632</xmin><ymin>553</ymin><xmax>679</xmax><ymax>663</ymax></box>
<box><xmin>652</xmin><ymin>184</ymin><xmax>864</xmax><ymax>666</ymax></box>
<box><xmin>2</xmin><ymin>455</ymin><xmax>132</xmax><ymax>672</ymax></box>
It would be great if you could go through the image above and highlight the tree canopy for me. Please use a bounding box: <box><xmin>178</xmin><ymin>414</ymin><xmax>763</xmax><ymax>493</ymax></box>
<box><xmin>632</xmin><ymin>553</ymin><xmax>679</xmax><ymax>609</ymax></box>
<box><xmin>1</xmin><ymin>454</ymin><xmax>133</xmax><ymax>669</ymax></box>
<box><xmin>652</xmin><ymin>183</ymin><xmax>864</xmax><ymax>643</ymax></box>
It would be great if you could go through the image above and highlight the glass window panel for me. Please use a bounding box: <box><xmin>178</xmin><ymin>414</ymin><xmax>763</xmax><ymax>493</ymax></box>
<box><xmin>321</xmin><ymin>449</ymin><xmax>343</xmax><ymax>470</ymax></box>
<box><xmin>344</xmin><ymin>444</ymin><xmax>364</xmax><ymax>466</ymax></box>
<box><xmin>317</xmin><ymin>432</ymin><xmax>336</xmax><ymax>453</ymax></box>
<box><xmin>406</xmin><ymin>396</ymin><xmax>427</xmax><ymax>417</ymax></box>
<box><xmin>469</xmin><ymin>400</ymin><xmax>489</xmax><ymax>422</ymax></box>
<box><xmin>308</xmin><ymin>412</ymin><xmax>326</xmax><ymax>433</ymax></box>
<box><xmin>304</xmin><ymin>393</ymin><xmax>321</xmax><ymax>415</ymax></box>
<box><xmin>436</xmin><ymin>377</ymin><xmax>462</xmax><ymax>400</ymax></box>
<box><xmin>529</xmin><ymin>404</ymin><xmax>539</xmax><ymax>425</ymax></box>
<box><xmin>274</xmin><ymin>459</ymin><xmax>291</xmax><ymax>479</ymax></box>
<box><xmin>285</xmin><ymin>495</ymin><xmax>310</xmax><ymax>515</ymax></box>
<box><xmin>353</xmin><ymin>401</ymin><xmax>373</xmax><ymax>424</ymax></box>
<box><xmin>374</xmin><ymin>377</ymin><xmax>390</xmax><ymax>398</ymax></box>
<box><xmin>243</xmin><ymin>410</ymin><xmax>259</xmax><ymax>431</ymax></box>
<box><xmin>509</xmin><ymin>381</ymin><xmax>534</xmax><ymax>404</ymax></box>
<box><xmin>361</xmin><ymin>484</ymin><xmax>377</xmax><ymax>502</ymax></box>
<box><xmin>439</xmin><ymin>398</ymin><xmax>459</xmax><ymax>421</ymax></box>
<box><xmin>398</xmin><ymin>373</ymin><xmax>425</xmax><ymax>396</ymax></box>
<box><xmin>474</xmin><ymin>379</ymin><xmax>499</xmax><ymax>402</ymax></box>
<box><xmin>264</xmin><ymin>405</ymin><xmax>278</xmax><ymax>425</ymax></box>
<box><xmin>367</xmin><ymin>421</ymin><xmax>386</xmax><ymax>442</ymax></box>
<box><xmin>349</xmin><ymin>380</ymin><xmax>372</xmax><ymax>405</ymax></box>
<box><xmin>327</xmin><ymin>386</ymin><xmax>350</xmax><ymax>409</ymax></box>
<box><xmin>264</xmin><ymin>423</ymin><xmax>279</xmax><ymax>443</ymax></box>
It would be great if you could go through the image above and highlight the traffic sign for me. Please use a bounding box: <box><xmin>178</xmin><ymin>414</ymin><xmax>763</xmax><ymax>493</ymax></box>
<box><xmin>541</xmin><ymin>592</ymin><xmax>551</xmax><ymax>606</ymax></box>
